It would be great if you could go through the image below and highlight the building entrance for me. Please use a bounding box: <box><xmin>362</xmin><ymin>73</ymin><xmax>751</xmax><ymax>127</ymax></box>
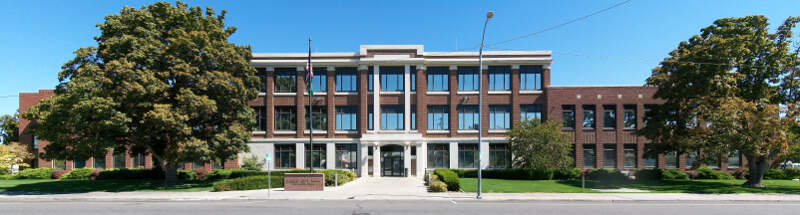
<box><xmin>380</xmin><ymin>145</ymin><xmax>404</xmax><ymax>177</ymax></box>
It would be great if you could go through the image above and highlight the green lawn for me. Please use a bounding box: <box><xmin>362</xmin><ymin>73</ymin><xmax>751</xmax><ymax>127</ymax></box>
<box><xmin>0</xmin><ymin>179</ymin><xmax>213</xmax><ymax>193</ymax></box>
<box><xmin>459</xmin><ymin>178</ymin><xmax>800</xmax><ymax>194</ymax></box>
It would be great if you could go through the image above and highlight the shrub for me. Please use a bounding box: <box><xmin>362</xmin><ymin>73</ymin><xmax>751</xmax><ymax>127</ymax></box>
<box><xmin>0</xmin><ymin>174</ymin><xmax>15</xmax><ymax>180</ymax></box>
<box><xmin>16</xmin><ymin>168</ymin><xmax>53</xmax><ymax>179</ymax></box>
<box><xmin>764</xmin><ymin>169</ymin><xmax>787</xmax><ymax>180</ymax></box>
<box><xmin>695</xmin><ymin>167</ymin><xmax>734</xmax><ymax>180</ymax></box>
<box><xmin>228</xmin><ymin>169</ymin><xmax>310</xmax><ymax>179</ymax></box>
<box><xmin>732</xmin><ymin>168</ymin><xmax>749</xmax><ymax>179</ymax></box>
<box><xmin>634</xmin><ymin>169</ymin><xmax>661</xmax><ymax>181</ymax></box>
<box><xmin>317</xmin><ymin>169</ymin><xmax>357</xmax><ymax>186</ymax></box>
<box><xmin>450</xmin><ymin>169</ymin><xmax>477</xmax><ymax>178</ymax></box>
<box><xmin>586</xmin><ymin>169</ymin><xmax>627</xmax><ymax>181</ymax></box>
<box><xmin>553</xmin><ymin>168</ymin><xmax>582</xmax><ymax>180</ymax></box>
<box><xmin>60</xmin><ymin>168</ymin><xmax>94</xmax><ymax>180</ymax></box>
<box><xmin>212</xmin><ymin>175</ymin><xmax>283</xmax><ymax>192</ymax></box>
<box><xmin>424</xmin><ymin>171</ymin><xmax>440</xmax><ymax>185</ymax></box>
<box><xmin>205</xmin><ymin>170</ymin><xmax>233</xmax><ymax>180</ymax></box>
<box><xmin>462</xmin><ymin>168</ymin><xmax>554</xmax><ymax>180</ymax></box>
<box><xmin>178</xmin><ymin>170</ymin><xmax>196</xmax><ymax>181</ymax></box>
<box><xmin>660</xmin><ymin>169</ymin><xmax>690</xmax><ymax>180</ymax></box>
<box><xmin>241</xmin><ymin>155</ymin><xmax>265</xmax><ymax>171</ymax></box>
<box><xmin>0</xmin><ymin>167</ymin><xmax>7</xmax><ymax>175</ymax></box>
<box><xmin>95</xmin><ymin>168</ymin><xmax>164</xmax><ymax>180</ymax></box>
<box><xmin>784</xmin><ymin>168</ymin><xmax>800</xmax><ymax>179</ymax></box>
<box><xmin>429</xmin><ymin>181</ymin><xmax>447</xmax><ymax>192</ymax></box>
<box><xmin>51</xmin><ymin>170</ymin><xmax>69</xmax><ymax>179</ymax></box>
<box><xmin>434</xmin><ymin>169</ymin><xmax>460</xmax><ymax>191</ymax></box>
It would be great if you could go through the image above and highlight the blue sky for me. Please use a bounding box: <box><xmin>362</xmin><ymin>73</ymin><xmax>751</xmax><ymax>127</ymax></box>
<box><xmin>0</xmin><ymin>0</ymin><xmax>798</xmax><ymax>116</ymax></box>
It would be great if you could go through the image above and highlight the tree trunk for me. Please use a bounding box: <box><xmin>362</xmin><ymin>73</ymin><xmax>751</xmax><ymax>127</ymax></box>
<box><xmin>163</xmin><ymin>161</ymin><xmax>181</xmax><ymax>186</ymax></box>
<box><xmin>743</xmin><ymin>155</ymin><xmax>770</xmax><ymax>188</ymax></box>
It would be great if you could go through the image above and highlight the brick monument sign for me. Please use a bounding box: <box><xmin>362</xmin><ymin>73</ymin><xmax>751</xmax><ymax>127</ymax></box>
<box><xmin>283</xmin><ymin>173</ymin><xmax>325</xmax><ymax>191</ymax></box>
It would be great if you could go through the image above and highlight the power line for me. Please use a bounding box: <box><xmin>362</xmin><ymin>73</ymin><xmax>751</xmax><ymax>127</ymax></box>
<box><xmin>487</xmin><ymin>47</ymin><xmax>742</xmax><ymax>67</ymax></box>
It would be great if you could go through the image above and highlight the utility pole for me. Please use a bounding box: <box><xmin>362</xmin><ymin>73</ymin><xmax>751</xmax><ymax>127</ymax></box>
<box><xmin>477</xmin><ymin>11</ymin><xmax>493</xmax><ymax>200</ymax></box>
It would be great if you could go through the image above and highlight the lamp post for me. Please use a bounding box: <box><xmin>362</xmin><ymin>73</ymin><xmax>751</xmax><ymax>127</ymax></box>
<box><xmin>477</xmin><ymin>11</ymin><xmax>493</xmax><ymax>200</ymax></box>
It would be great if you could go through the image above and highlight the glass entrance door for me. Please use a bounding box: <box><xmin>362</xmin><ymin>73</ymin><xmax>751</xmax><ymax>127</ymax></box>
<box><xmin>381</xmin><ymin>145</ymin><xmax>404</xmax><ymax>177</ymax></box>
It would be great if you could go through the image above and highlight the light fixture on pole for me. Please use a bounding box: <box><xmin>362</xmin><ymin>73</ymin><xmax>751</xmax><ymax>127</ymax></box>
<box><xmin>477</xmin><ymin>10</ymin><xmax>493</xmax><ymax>200</ymax></box>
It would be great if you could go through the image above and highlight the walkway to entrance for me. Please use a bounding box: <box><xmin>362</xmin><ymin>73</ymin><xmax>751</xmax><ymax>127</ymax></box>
<box><xmin>323</xmin><ymin>176</ymin><xmax>430</xmax><ymax>199</ymax></box>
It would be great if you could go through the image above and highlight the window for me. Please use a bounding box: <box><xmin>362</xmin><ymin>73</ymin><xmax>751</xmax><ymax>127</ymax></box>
<box><xmin>603</xmin><ymin>144</ymin><xmax>617</xmax><ymax>168</ymax></box>
<box><xmin>335</xmin><ymin>106</ymin><xmax>357</xmax><ymax>131</ymax></box>
<box><xmin>665</xmin><ymin>151</ymin><xmax>678</xmax><ymax>169</ymax></box>
<box><xmin>458</xmin><ymin>144</ymin><xmax>478</xmax><ymax>168</ymax></box>
<box><xmin>521</xmin><ymin>104</ymin><xmax>542</xmax><ymax>122</ymax></box>
<box><xmin>335</xmin><ymin>144</ymin><xmax>358</xmax><ymax>169</ymax></box>
<box><xmin>603</xmin><ymin>105</ymin><xmax>616</xmax><ymax>129</ymax></box>
<box><xmin>623</xmin><ymin>105</ymin><xmax>637</xmax><ymax>129</ymax></box>
<box><xmin>254</xmin><ymin>106</ymin><xmax>266</xmax><ymax>131</ymax></box>
<box><xmin>193</xmin><ymin>160</ymin><xmax>205</xmax><ymax>170</ymax></box>
<box><xmin>489</xmin><ymin>105</ymin><xmax>511</xmax><ymax>130</ymax></box>
<box><xmin>113</xmin><ymin>151</ymin><xmax>126</xmax><ymax>168</ymax></box>
<box><xmin>583</xmin><ymin>145</ymin><xmax>596</xmax><ymax>168</ymax></box>
<box><xmin>643</xmin><ymin>105</ymin><xmax>655</xmax><ymax>126</ymax></box>
<box><xmin>93</xmin><ymin>156</ymin><xmax>106</xmax><ymax>170</ymax></box>
<box><xmin>582</xmin><ymin>105</ymin><xmax>596</xmax><ymax>129</ymax></box>
<box><xmin>458</xmin><ymin>66</ymin><xmax>479</xmax><ymax>91</ymax></box>
<box><xmin>274</xmin><ymin>68</ymin><xmax>296</xmax><ymax>93</ymax></box>
<box><xmin>380</xmin><ymin>66</ymin><xmax>403</xmax><ymax>91</ymax></box>
<box><xmin>133</xmin><ymin>154</ymin><xmax>145</xmax><ymax>168</ymax></box>
<box><xmin>427</xmin><ymin>144</ymin><xmax>449</xmax><ymax>168</ymax></box>
<box><xmin>623</xmin><ymin>144</ymin><xmax>636</xmax><ymax>168</ymax></box>
<box><xmin>275</xmin><ymin>106</ymin><xmax>297</xmax><ymax>131</ymax></box>
<box><xmin>427</xmin><ymin>67</ymin><xmax>449</xmax><ymax>91</ymax></box>
<box><xmin>411</xmin><ymin>106</ymin><xmax>417</xmax><ymax>130</ymax></box>
<box><xmin>53</xmin><ymin>160</ymin><xmax>66</xmax><ymax>170</ymax></box>
<box><xmin>256</xmin><ymin>68</ymin><xmax>267</xmax><ymax>93</ymax></box>
<box><xmin>275</xmin><ymin>144</ymin><xmax>296</xmax><ymax>169</ymax></box>
<box><xmin>410</xmin><ymin>66</ymin><xmax>416</xmax><ymax>92</ymax></box>
<box><xmin>427</xmin><ymin>105</ymin><xmax>449</xmax><ymax>130</ymax></box>
<box><xmin>489</xmin><ymin>144</ymin><xmax>511</xmax><ymax>169</ymax></box>
<box><xmin>368</xmin><ymin>66</ymin><xmax>374</xmax><ymax>92</ymax></box>
<box><xmin>368</xmin><ymin>106</ymin><xmax>374</xmax><ymax>130</ymax></box>
<box><xmin>562</xmin><ymin>105</ymin><xmax>575</xmax><ymax>129</ymax></box>
<box><xmin>520</xmin><ymin>65</ymin><xmax>542</xmax><ymax>90</ymax></box>
<box><xmin>212</xmin><ymin>158</ymin><xmax>224</xmax><ymax>170</ymax></box>
<box><xmin>335</xmin><ymin>67</ymin><xmax>357</xmax><ymax>92</ymax></box>
<box><xmin>488</xmin><ymin>66</ymin><xmax>510</xmax><ymax>91</ymax></box>
<box><xmin>305</xmin><ymin>106</ymin><xmax>327</xmax><ymax>130</ymax></box>
<box><xmin>380</xmin><ymin>105</ymin><xmax>404</xmax><ymax>130</ymax></box>
<box><xmin>305</xmin><ymin>144</ymin><xmax>326</xmax><ymax>169</ymax></box>
<box><xmin>728</xmin><ymin>150</ymin><xmax>741</xmax><ymax>168</ymax></box>
<box><xmin>458</xmin><ymin>105</ymin><xmax>479</xmax><ymax>130</ymax></box>
<box><xmin>686</xmin><ymin>151</ymin><xmax>698</xmax><ymax>169</ymax></box>
<box><xmin>644</xmin><ymin>144</ymin><xmax>657</xmax><ymax>168</ymax></box>
<box><xmin>74</xmin><ymin>159</ymin><xmax>86</xmax><ymax>169</ymax></box>
<box><xmin>310</xmin><ymin>67</ymin><xmax>327</xmax><ymax>92</ymax></box>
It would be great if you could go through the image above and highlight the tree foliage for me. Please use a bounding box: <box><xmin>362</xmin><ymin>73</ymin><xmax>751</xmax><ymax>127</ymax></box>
<box><xmin>0</xmin><ymin>142</ymin><xmax>34</xmax><ymax>171</ymax></box>
<box><xmin>22</xmin><ymin>1</ymin><xmax>259</xmax><ymax>184</ymax></box>
<box><xmin>0</xmin><ymin>112</ymin><xmax>19</xmax><ymax>144</ymax></box>
<box><xmin>507</xmin><ymin>120</ymin><xmax>573</xmax><ymax>169</ymax></box>
<box><xmin>641</xmin><ymin>15</ymin><xmax>800</xmax><ymax>187</ymax></box>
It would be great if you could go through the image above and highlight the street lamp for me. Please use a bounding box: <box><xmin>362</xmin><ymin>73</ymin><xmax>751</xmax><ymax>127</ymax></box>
<box><xmin>477</xmin><ymin>10</ymin><xmax>493</xmax><ymax>200</ymax></box>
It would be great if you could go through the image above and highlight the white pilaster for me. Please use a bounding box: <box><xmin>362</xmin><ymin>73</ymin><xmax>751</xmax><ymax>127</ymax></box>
<box><xmin>404</xmin><ymin>64</ymin><xmax>411</xmax><ymax>131</ymax></box>
<box><xmin>373</xmin><ymin>145</ymin><xmax>381</xmax><ymax>177</ymax></box>
<box><xmin>296</xmin><ymin>143</ymin><xmax>305</xmax><ymax>169</ymax></box>
<box><xmin>481</xmin><ymin>141</ymin><xmax>490</xmax><ymax>169</ymax></box>
<box><xmin>403</xmin><ymin>144</ymin><xmax>412</xmax><ymax>177</ymax></box>
<box><xmin>449</xmin><ymin>142</ymin><xmax>459</xmax><ymax>169</ymax></box>
<box><xmin>417</xmin><ymin>142</ymin><xmax>427</xmax><ymax>176</ymax></box>
<box><xmin>373</xmin><ymin>65</ymin><xmax>381</xmax><ymax>132</ymax></box>
<box><xmin>359</xmin><ymin>143</ymin><xmax>369</xmax><ymax>177</ymax></box>
<box><xmin>326</xmin><ymin>143</ymin><xmax>335</xmax><ymax>169</ymax></box>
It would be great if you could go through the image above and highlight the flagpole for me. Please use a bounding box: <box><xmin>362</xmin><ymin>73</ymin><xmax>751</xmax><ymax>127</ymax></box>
<box><xmin>308</xmin><ymin>37</ymin><xmax>314</xmax><ymax>172</ymax></box>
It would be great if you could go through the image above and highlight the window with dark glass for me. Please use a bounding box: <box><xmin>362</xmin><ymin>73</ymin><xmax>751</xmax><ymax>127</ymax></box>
<box><xmin>623</xmin><ymin>105</ymin><xmax>637</xmax><ymax>129</ymax></box>
<box><xmin>603</xmin><ymin>105</ymin><xmax>616</xmax><ymax>129</ymax></box>
<box><xmin>94</xmin><ymin>156</ymin><xmax>106</xmax><ymax>170</ymax></box>
<box><xmin>644</xmin><ymin>144</ymin><xmax>657</xmax><ymax>168</ymax></box>
<box><xmin>275</xmin><ymin>106</ymin><xmax>296</xmax><ymax>131</ymax></box>
<box><xmin>520</xmin><ymin>65</ymin><xmax>542</xmax><ymax>90</ymax></box>
<box><xmin>458</xmin><ymin>66</ymin><xmax>479</xmax><ymax>91</ymax></box>
<box><xmin>133</xmin><ymin>153</ymin><xmax>145</xmax><ymax>168</ymax></box>
<box><xmin>603</xmin><ymin>144</ymin><xmax>617</xmax><ymax>168</ymax></box>
<box><xmin>488</xmin><ymin>66</ymin><xmax>510</xmax><ymax>91</ymax></box>
<box><xmin>521</xmin><ymin>104</ymin><xmax>543</xmax><ymax>122</ymax></box>
<box><xmin>275</xmin><ymin>144</ymin><xmax>296</xmax><ymax>169</ymax></box>
<box><xmin>310</xmin><ymin>67</ymin><xmax>326</xmax><ymax>92</ymax></box>
<box><xmin>74</xmin><ymin>159</ymin><xmax>86</xmax><ymax>169</ymax></box>
<box><xmin>583</xmin><ymin>144</ymin><xmax>596</xmax><ymax>168</ymax></box>
<box><xmin>427</xmin><ymin>67</ymin><xmax>449</xmax><ymax>91</ymax></box>
<box><xmin>336</xmin><ymin>144</ymin><xmax>358</xmax><ymax>169</ymax></box>
<box><xmin>427</xmin><ymin>144</ymin><xmax>449</xmax><ymax>168</ymax></box>
<box><xmin>380</xmin><ymin>66</ymin><xmax>404</xmax><ymax>91</ymax></box>
<box><xmin>728</xmin><ymin>150</ymin><xmax>741</xmax><ymax>168</ymax></box>
<box><xmin>274</xmin><ymin>68</ymin><xmax>296</xmax><ymax>93</ymax></box>
<box><xmin>336</xmin><ymin>67</ymin><xmax>357</xmax><ymax>92</ymax></box>
<box><xmin>489</xmin><ymin>144</ymin><xmax>511</xmax><ymax>169</ymax></box>
<box><xmin>336</xmin><ymin>106</ymin><xmax>357</xmax><ymax>131</ymax></box>
<box><xmin>427</xmin><ymin>105</ymin><xmax>449</xmax><ymax>130</ymax></box>
<box><xmin>686</xmin><ymin>151</ymin><xmax>698</xmax><ymax>169</ymax></box>
<box><xmin>582</xmin><ymin>105</ymin><xmax>596</xmax><ymax>129</ymax></box>
<box><xmin>381</xmin><ymin>105</ymin><xmax>404</xmax><ymax>130</ymax></box>
<box><xmin>644</xmin><ymin>105</ymin><xmax>655</xmax><ymax>126</ymax></box>
<box><xmin>254</xmin><ymin>106</ymin><xmax>266</xmax><ymax>131</ymax></box>
<box><xmin>305</xmin><ymin>144</ymin><xmax>326</xmax><ymax>169</ymax></box>
<box><xmin>665</xmin><ymin>151</ymin><xmax>678</xmax><ymax>169</ymax></box>
<box><xmin>458</xmin><ymin>144</ymin><xmax>479</xmax><ymax>168</ymax></box>
<box><xmin>305</xmin><ymin>106</ymin><xmax>327</xmax><ymax>130</ymax></box>
<box><xmin>489</xmin><ymin>105</ymin><xmax>511</xmax><ymax>129</ymax></box>
<box><xmin>623</xmin><ymin>144</ymin><xmax>636</xmax><ymax>168</ymax></box>
<box><xmin>458</xmin><ymin>105</ymin><xmax>479</xmax><ymax>130</ymax></box>
<box><xmin>256</xmin><ymin>68</ymin><xmax>267</xmax><ymax>93</ymax></box>
<box><xmin>562</xmin><ymin>105</ymin><xmax>576</xmax><ymax>129</ymax></box>
<box><xmin>113</xmin><ymin>151</ymin><xmax>126</xmax><ymax>168</ymax></box>
<box><xmin>193</xmin><ymin>160</ymin><xmax>205</xmax><ymax>169</ymax></box>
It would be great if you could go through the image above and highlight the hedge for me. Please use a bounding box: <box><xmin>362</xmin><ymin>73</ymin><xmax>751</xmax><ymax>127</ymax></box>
<box><xmin>16</xmin><ymin>168</ymin><xmax>53</xmax><ymax>179</ymax></box>
<box><xmin>429</xmin><ymin>181</ymin><xmax>447</xmax><ymax>192</ymax></box>
<box><xmin>95</xmin><ymin>168</ymin><xmax>164</xmax><ymax>180</ymax></box>
<box><xmin>694</xmin><ymin>167</ymin><xmax>734</xmax><ymax>180</ymax></box>
<box><xmin>60</xmin><ymin>168</ymin><xmax>95</xmax><ymax>180</ymax></box>
<box><xmin>659</xmin><ymin>169</ymin><xmax>690</xmax><ymax>180</ymax></box>
<box><xmin>446</xmin><ymin>168</ymin><xmax>560</xmax><ymax>180</ymax></box>
<box><xmin>212</xmin><ymin>175</ymin><xmax>284</xmax><ymax>192</ymax></box>
<box><xmin>553</xmin><ymin>168</ymin><xmax>582</xmax><ymax>180</ymax></box>
<box><xmin>764</xmin><ymin>168</ymin><xmax>800</xmax><ymax>180</ymax></box>
<box><xmin>586</xmin><ymin>169</ymin><xmax>628</xmax><ymax>181</ymax></box>
<box><xmin>434</xmin><ymin>169</ymin><xmax>460</xmax><ymax>191</ymax></box>
<box><xmin>316</xmin><ymin>169</ymin><xmax>357</xmax><ymax>186</ymax></box>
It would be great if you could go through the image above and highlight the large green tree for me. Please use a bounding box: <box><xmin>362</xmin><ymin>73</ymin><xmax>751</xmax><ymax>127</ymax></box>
<box><xmin>507</xmin><ymin>120</ymin><xmax>573</xmax><ymax>169</ymax></box>
<box><xmin>641</xmin><ymin>15</ymin><xmax>800</xmax><ymax>187</ymax></box>
<box><xmin>23</xmin><ymin>1</ymin><xmax>259</xmax><ymax>185</ymax></box>
<box><xmin>0</xmin><ymin>112</ymin><xmax>19</xmax><ymax>144</ymax></box>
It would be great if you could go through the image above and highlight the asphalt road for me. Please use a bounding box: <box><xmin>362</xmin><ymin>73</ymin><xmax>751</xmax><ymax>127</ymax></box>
<box><xmin>1</xmin><ymin>200</ymin><xmax>799</xmax><ymax>215</ymax></box>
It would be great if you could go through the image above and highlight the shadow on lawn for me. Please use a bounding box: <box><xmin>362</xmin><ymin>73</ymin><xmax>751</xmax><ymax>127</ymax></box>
<box><xmin>1</xmin><ymin>180</ymin><xmax>213</xmax><ymax>195</ymax></box>
<box><xmin>556</xmin><ymin>180</ymin><xmax>800</xmax><ymax>194</ymax></box>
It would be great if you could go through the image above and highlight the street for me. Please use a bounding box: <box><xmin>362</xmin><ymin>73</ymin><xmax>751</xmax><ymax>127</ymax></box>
<box><xmin>0</xmin><ymin>200</ymin><xmax>798</xmax><ymax>215</ymax></box>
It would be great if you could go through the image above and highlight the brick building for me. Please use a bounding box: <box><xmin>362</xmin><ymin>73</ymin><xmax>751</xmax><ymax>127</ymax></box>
<box><xmin>17</xmin><ymin>45</ymin><xmax>745</xmax><ymax>176</ymax></box>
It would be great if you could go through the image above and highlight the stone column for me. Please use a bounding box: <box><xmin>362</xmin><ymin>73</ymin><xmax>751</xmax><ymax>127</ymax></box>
<box><xmin>418</xmin><ymin>142</ymin><xmax>427</xmax><ymax>176</ymax></box>
<box><xmin>296</xmin><ymin>143</ymin><xmax>305</xmax><ymax>169</ymax></box>
<box><xmin>359</xmin><ymin>143</ymin><xmax>369</xmax><ymax>177</ymax></box>
<box><xmin>326</xmin><ymin>143</ymin><xmax>336</xmax><ymax>169</ymax></box>
<box><xmin>449</xmin><ymin>142</ymin><xmax>458</xmax><ymax>169</ymax></box>
<box><xmin>373</xmin><ymin>145</ymin><xmax>381</xmax><ymax>177</ymax></box>
<box><xmin>404</xmin><ymin>64</ymin><xmax>411</xmax><ymax>131</ymax></box>
<box><xmin>404</xmin><ymin>144</ymin><xmax>412</xmax><ymax>177</ymax></box>
<box><xmin>373</xmin><ymin>65</ymin><xmax>381</xmax><ymax>132</ymax></box>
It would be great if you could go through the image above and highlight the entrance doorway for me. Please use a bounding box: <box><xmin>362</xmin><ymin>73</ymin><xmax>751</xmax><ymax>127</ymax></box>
<box><xmin>380</xmin><ymin>145</ymin><xmax>404</xmax><ymax>177</ymax></box>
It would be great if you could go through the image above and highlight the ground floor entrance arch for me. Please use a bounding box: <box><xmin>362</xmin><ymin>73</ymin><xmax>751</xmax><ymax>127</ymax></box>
<box><xmin>380</xmin><ymin>145</ymin><xmax>404</xmax><ymax>177</ymax></box>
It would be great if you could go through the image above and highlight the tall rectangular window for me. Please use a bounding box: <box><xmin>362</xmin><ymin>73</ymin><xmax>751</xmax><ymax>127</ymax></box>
<box><xmin>305</xmin><ymin>144</ymin><xmax>326</xmax><ymax>169</ymax></box>
<box><xmin>427</xmin><ymin>105</ymin><xmax>449</xmax><ymax>130</ymax></box>
<box><xmin>427</xmin><ymin>144</ymin><xmax>449</xmax><ymax>168</ymax></box>
<box><xmin>583</xmin><ymin>145</ymin><xmax>596</xmax><ymax>168</ymax></box>
<box><xmin>603</xmin><ymin>105</ymin><xmax>616</xmax><ymax>129</ymax></box>
<box><xmin>380</xmin><ymin>105</ymin><xmax>404</xmax><ymax>130</ymax></box>
<box><xmin>623</xmin><ymin>144</ymin><xmax>637</xmax><ymax>168</ymax></box>
<box><xmin>335</xmin><ymin>67</ymin><xmax>357</xmax><ymax>92</ymax></box>
<box><xmin>728</xmin><ymin>150</ymin><xmax>741</xmax><ymax>168</ymax></box>
<box><xmin>603</xmin><ymin>144</ymin><xmax>617</xmax><ymax>168</ymax></box>
<box><xmin>256</xmin><ymin>68</ymin><xmax>267</xmax><ymax>93</ymax></box>
<box><xmin>488</xmin><ymin>66</ymin><xmax>510</xmax><ymax>91</ymax></box>
<box><xmin>489</xmin><ymin>105</ymin><xmax>511</xmax><ymax>130</ymax></box>
<box><xmin>335</xmin><ymin>144</ymin><xmax>358</xmax><ymax>170</ymax></box>
<box><xmin>521</xmin><ymin>104</ymin><xmax>543</xmax><ymax>122</ymax></box>
<box><xmin>93</xmin><ymin>156</ymin><xmax>106</xmax><ymax>170</ymax></box>
<box><xmin>644</xmin><ymin>144</ymin><xmax>657</xmax><ymax>168</ymax></box>
<box><xmin>310</xmin><ymin>68</ymin><xmax>327</xmax><ymax>92</ymax></box>
<box><xmin>410</xmin><ymin>66</ymin><xmax>416</xmax><ymax>92</ymax></box>
<box><xmin>380</xmin><ymin>66</ymin><xmax>403</xmax><ymax>91</ymax></box>
<box><xmin>582</xmin><ymin>105</ymin><xmax>596</xmax><ymax>129</ymax></box>
<box><xmin>52</xmin><ymin>160</ymin><xmax>66</xmax><ymax>170</ymax></box>
<box><xmin>305</xmin><ymin>106</ymin><xmax>327</xmax><ymax>130</ymax></box>
<box><xmin>562</xmin><ymin>105</ymin><xmax>576</xmax><ymax>129</ymax></box>
<box><xmin>368</xmin><ymin>106</ymin><xmax>374</xmax><ymax>130</ymax></box>
<box><xmin>335</xmin><ymin>106</ymin><xmax>357</xmax><ymax>131</ymax></box>
<box><xmin>489</xmin><ymin>144</ymin><xmax>511</xmax><ymax>169</ymax></box>
<box><xmin>426</xmin><ymin>67</ymin><xmax>449</xmax><ymax>91</ymax></box>
<box><xmin>193</xmin><ymin>160</ymin><xmax>205</xmax><ymax>169</ymax></box>
<box><xmin>113</xmin><ymin>151</ymin><xmax>126</xmax><ymax>168</ymax></box>
<box><xmin>275</xmin><ymin>106</ymin><xmax>297</xmax><ymax>131</ymax></box>
<box><xmin>411</xmin><ymin>106</ymin><xmax>417</xmax><ymax>130</ymax></box>
<box><xmin>458</xmin><ymin>144</ymin><xmax>479</xmax><ymax>168</ymax></box>
<box><xmin>665</xmin><ymin>151</ymin><xmax>678</xmax><ymax>169</ymax></box>
<box><xmin>623</xmin><ymin>105</ymin><xmax>637</xmax><ymax>129</ymax></box>
<box><xmin>368</xmin><ymin>66</ymin><xmax>374</xmax><ymax>92</ymax></box>
<box><xmin>458</xmin><ymin>105</ymin><xmax>479</xmax><ymax>130</ymax></box>
<box><xmin>133</xmin><ymin>153</ymin><xmax>145</xmax><ymax>168</ymax></box>
<box><xmin>254</xmin><ymin>106</ymin><xmax>266</xmax><ymax>131</ymax></box>
<box><xmin>74</xmin><ymin>160</ymin><xmax>86</xmax><ymax>169</ymax></box>
<box><xmin>274</xmin><ymin>68</ymin><xmax>296</xmax><ymax>93</ymax></box>
<box><xmin>520</xmin><ymin>65</ymin><xmax>542</xmax><ymax>90</ymax></box>
<box><xmin>275</xmin><ymin>144</ymin><xmax>296</xmax><ymax>169</ymax></box>
<box><xmin>458</xmin><ymin>66</ymin><xmax>479</xmax><ymax>91</ymax></box>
